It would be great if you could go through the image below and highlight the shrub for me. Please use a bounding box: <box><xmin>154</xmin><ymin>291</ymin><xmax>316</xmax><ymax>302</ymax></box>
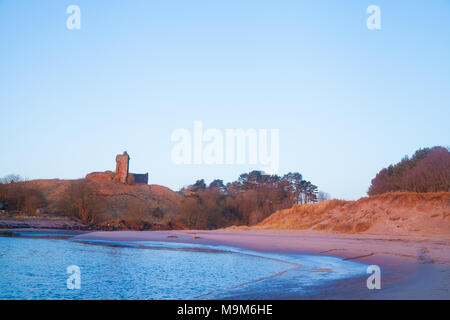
<box><xmin>57</xmin><ymin>179</ymin><xmax>105</xmax><ymax>225</ymax></box>
<box><xmin>0</xmin><ymin>179</ymin><xmax>46</xmax><ymax>214</ymax></box>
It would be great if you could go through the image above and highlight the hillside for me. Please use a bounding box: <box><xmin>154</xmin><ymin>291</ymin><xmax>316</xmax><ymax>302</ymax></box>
<box><xmin>252</xmin><ymin>192</ymin><xmax>450</xmax><ymax>237</ymax></box>
<box><xmin>13</xmin><ymin>178</ymin><xmax>182</xmax><ymax>222</ymax></box>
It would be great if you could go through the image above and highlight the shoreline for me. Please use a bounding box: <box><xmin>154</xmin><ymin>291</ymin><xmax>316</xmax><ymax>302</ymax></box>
<box><xmin>72</xmin><ymin>229</ymin><xmax>450</xmax><ymax>264</ymax></box>
<box><xmin>3</xmin><ymin>228</ymin><xmax>450</xmax><ymax>299</ymax></box>
<box><xmin>73</xmin><ymin>229</ymin><xmax>450</xmax><ymax>299</ymax></box>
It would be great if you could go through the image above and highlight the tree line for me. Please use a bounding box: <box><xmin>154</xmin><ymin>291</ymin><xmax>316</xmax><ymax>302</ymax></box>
<box><xmin>177</xmin><ymin>170</ymin><xmax>322</xmax><ymax>229</ymax></box>
<box><xmin>368</xmin><ymin>146</ymin><xmax>450</xmax><ymax>195</ymax></box>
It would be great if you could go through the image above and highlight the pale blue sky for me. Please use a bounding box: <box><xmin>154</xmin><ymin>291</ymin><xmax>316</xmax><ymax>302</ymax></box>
<box><xmin>1</xmin><ymin>0</ymin><xmax>449</xmax><ymax>199</ymax></box>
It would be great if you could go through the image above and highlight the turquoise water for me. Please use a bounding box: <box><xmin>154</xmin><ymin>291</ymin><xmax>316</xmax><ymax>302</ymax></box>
<box><xmin>0</xmin><ymin>236</ymin><xmax>367</xmax><ymax>299</ymax></box>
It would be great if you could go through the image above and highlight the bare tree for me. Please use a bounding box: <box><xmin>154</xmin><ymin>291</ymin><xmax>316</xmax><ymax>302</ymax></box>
<box><xmin>0</xmin><ymin>174</ymin><xmax>24</xmax><ymax>184</ymax></box>
<box><xmin>124</xmin><ymin>198</ymin><xmax>156</xmax><ymax>222</ymax></box>
<box><xmin>58</xmin><ymin>179</ymin><xmax>105</xmax><ymax>225</ymax></box>
<box><xmin>317</xmin><ymin>191</ymin><xmax>331</xmax><ymax>202</ymax></box>
<box><xmin>0</xmin><ymin>178</ymin><xmax>45</xmax><ymax>214</ymax></box>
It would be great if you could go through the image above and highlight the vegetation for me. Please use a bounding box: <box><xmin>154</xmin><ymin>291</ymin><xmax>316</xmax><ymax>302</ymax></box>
<box><xmin>121</xmin><ymin>198</ymin><xmax>167</xmax><ymax>226</ymax></box>
<box><xmin>368</xmin><ymin>146</ymin><xmax>450</xmax><ymax>195</ymax></box>
<box><xmin>177</xmin><ymin>170</ymin><xmax>319</xmax><ymax>229</ymax></box>
<box><xmin>0</xmin><ymin>175</ymin><xmax>46</xmax><ymax>215</ymax></box>
<box><xmin>56</xmin><ymin>179</ymin><xmax>174</xmax><ymax>227</ymax></box>
<box><xmin>2</xmin><ymin>145</ymin><xmax>448</xmax><ymax>232</ymax></box>
<box><xmin>0</xmin><ymin>174</ymin><xmax>181</xmax><ymax>229</ymax></box>
<box><xmin>57</xmin><ymin>179</ymin><xmax>106</xmax><ymax>224</ymax></box>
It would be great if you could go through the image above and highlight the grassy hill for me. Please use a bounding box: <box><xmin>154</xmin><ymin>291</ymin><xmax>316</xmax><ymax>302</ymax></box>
<box><xmin>7</xmin><ymin>178</ymin><xmax>182</xmax><ymax>225</ymax></box>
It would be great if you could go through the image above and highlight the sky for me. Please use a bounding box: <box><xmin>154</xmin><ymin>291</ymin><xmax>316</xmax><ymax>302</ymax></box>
<box><xmin>0</xmin><ymin>0</ymin><xmax>449</xmax><ymax>200</ymax></box>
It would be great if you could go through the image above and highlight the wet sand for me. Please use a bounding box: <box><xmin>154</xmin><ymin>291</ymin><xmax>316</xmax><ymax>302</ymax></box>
<box><xmin>72</xmin><ymin>229</ymin><xmax>450</xmax><ymax>299</ymax></box>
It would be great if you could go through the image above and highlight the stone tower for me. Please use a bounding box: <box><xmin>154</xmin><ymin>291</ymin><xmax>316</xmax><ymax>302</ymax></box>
<box><xmin>115</xmin><ymin>151</ymin><xmax>130</xmax><ymax>183</ymax></box>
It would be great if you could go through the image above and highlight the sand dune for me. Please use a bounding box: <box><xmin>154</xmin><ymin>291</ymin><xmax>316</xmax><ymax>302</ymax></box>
<box><xmin>251</xmin><ymin>192</ymin><xmax>450</xmax><ymax>238</ymax></box>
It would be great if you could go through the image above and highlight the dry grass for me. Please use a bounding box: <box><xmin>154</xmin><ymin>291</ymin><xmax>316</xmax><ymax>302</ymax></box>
<box><xmin>251</xmin><ymin>192</ymin><xmax>450</xmax><ymax>236</ymax></box>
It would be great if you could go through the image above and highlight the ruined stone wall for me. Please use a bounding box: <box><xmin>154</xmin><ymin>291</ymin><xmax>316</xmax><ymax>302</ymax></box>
<box><xmin>86</xmin><ymin>171</ymin><xmax>115</xmax><ymax>181</ymax></box>
<box><xmin>130</xmin><ymin>173</ymin><xmax>148</xmax><ymax>185</ymax></box>
<box><xmin>86</xmin><ymin>151</ymin><xmax>148</xmax><ymax>185</ymax></box>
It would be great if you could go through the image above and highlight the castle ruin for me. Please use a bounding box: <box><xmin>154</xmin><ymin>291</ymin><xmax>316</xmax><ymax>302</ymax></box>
<box><xmin>86</xmin><ymin>151</ymin><xmax>148</xmax><ymax>185</ymax></box>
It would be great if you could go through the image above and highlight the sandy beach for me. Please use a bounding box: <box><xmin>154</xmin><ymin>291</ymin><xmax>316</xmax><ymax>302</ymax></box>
<box><xmin>70</xmin><ymin>229</ymin><xmax>450</xmax><ymax>299</ymax></box>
